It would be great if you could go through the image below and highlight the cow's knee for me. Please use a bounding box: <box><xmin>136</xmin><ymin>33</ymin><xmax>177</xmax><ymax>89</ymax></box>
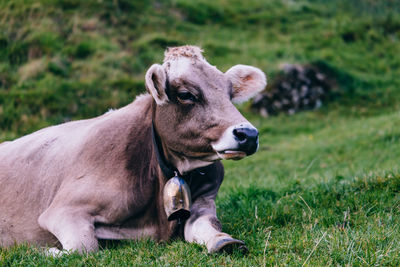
<box><xmin>38</xmin><ymin>208</ymin><xmax>98</xmax><ymax>253</ymax></box>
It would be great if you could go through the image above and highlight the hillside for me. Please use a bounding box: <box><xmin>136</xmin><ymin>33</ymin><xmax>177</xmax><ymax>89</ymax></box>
<box><xmin>1</xmin><ymin>0</ymin><xmax>400</xmax><ymax>265</ymax></box>
<box><xmin>1</xmin><ymin>0</ymin><xmax>399</xmax><ymax>139</ymax></box>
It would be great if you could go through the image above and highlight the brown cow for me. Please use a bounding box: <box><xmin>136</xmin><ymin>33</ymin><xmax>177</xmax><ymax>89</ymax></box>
<box><xmin>0</xmin><ymin>46</ymin><xmax>266</xmax><ymax>255</ymax></box>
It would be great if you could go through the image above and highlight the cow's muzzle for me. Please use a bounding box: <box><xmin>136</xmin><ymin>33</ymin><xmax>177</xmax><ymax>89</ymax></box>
<box><xmin>232</xmin><ymin>126</ymin><xmax>259</xmax><ymax>155</ymax></box>
<box><xmin>212</xmin><ymin>123</ymin><xmax>259</xmax><ymax>160</ymax></box>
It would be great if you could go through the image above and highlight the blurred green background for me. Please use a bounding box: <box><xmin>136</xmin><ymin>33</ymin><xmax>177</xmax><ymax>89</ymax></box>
<box><xmin>1</xmin><ymin>0</ymin><xmax>399</xmax><ymax>140</ymax></box>
<box><xmin>1</xmin><ymin>0</ymin><xmax>400</xmax><ymax>265</ymax></box>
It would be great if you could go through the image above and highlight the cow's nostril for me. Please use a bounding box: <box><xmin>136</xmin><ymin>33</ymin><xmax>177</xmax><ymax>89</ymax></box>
<box><xmin>233</xmin><ymin>129</ymin><xmax>247</xmax><ymax>142</ymax></box>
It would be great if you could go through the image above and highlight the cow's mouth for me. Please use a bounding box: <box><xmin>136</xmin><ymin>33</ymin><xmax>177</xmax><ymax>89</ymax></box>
<box><xmin>217</xmin><ymin>150</ymin><xmax>247</xmax><ymax>160</ymax></box>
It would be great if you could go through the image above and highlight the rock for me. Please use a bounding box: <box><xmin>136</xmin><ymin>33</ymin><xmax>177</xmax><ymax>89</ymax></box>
<box><xmin>251</xmin><ymin>63</ymin><xmax>334</xmax><ymax>117</ymax></box>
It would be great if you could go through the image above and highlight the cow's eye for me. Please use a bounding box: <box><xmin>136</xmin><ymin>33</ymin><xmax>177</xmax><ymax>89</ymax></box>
<box><xmin>177</xmin><ymin>91</ymin><xmax>197</xmax><ymax>103</ymax></box>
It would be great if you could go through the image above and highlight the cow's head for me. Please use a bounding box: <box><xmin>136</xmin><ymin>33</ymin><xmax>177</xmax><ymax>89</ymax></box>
<box><xmin>145</xmin><ymin>46</ymin><xmax>266</xmax><ymax>173</ymax></box>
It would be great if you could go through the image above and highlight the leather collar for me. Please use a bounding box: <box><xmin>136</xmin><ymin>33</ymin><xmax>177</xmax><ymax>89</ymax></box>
<box><xmin>151</xmin><ymin>122</ymin><xmax>180</xmax><ymax>179</ymax></box>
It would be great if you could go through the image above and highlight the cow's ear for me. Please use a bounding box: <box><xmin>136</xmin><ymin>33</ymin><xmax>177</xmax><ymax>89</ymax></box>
<box><xmin>226</xmin><ymin>65</ymin><xmax>267</xmax><ymax>104</ymax></box>
<box><xmin>145</xmin><ymin>64</ymin><xmax>168</xmax><ymax>105</ymax></box>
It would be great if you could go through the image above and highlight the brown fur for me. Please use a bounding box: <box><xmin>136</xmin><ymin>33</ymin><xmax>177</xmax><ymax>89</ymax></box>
<box><xmin>164</xmin><ymin>46</ymin><xmax>204</xmax><ymax>62</ymax></box>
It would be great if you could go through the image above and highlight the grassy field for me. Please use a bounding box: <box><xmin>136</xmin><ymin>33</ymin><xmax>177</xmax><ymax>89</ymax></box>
<box><xmin>1</xmin><ymin>0</ymin><xmax>400</xmax><ymax>265</ymax></box>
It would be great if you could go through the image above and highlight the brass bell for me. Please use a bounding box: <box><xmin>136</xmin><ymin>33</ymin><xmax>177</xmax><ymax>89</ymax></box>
<box><xmin>163</xmin><ymin>175</ymin><xmax>191</xmax><ymax>221</ymax></box>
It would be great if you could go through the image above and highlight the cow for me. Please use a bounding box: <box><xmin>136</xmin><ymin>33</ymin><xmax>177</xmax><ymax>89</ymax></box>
<box><xmin>0</xmin><ymin>45</ymin><xmax>266</xmax><ymax>255</ymax></box>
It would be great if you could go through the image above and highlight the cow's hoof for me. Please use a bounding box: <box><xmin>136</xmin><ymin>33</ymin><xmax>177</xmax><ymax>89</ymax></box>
<box><xmin>44</xmin><ymin>247</ymin><xmax>68</xmax><ymax>257</ymax></box>
<box><xmin>209</xmin><ymin>238</ymin><xmax>248</xmax><ymax>254</ymax></box>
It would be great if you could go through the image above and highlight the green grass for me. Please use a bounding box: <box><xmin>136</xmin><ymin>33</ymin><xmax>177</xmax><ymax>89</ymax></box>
<box><xmin>1</xmin><ymin>0</ymin><xmax>400</xmax><ymax>265</ymax></box>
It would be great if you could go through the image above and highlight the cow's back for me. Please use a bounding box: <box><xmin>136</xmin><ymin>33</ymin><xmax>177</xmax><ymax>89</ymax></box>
<box><xmin>0</xmin><ymin>94</ymin><xmax>154</xmax><ymax>246</ymax></box>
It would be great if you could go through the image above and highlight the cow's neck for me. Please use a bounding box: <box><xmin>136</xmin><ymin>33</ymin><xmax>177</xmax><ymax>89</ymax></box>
<box><xmin>151</xmin><ymin>119</ymin><xmax>199</xmax><ymax>180</ymax></box>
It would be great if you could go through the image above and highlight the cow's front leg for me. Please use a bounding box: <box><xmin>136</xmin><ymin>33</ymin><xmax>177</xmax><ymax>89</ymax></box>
<box><xmin>38</xmin><ymin>206</ymin><xmax>98</xmax><ymax>254</ymax></box>
<box><xmin>184</xmin><ymin>197</ymin><xmax>247</xmax><ymax>253</ymax></box>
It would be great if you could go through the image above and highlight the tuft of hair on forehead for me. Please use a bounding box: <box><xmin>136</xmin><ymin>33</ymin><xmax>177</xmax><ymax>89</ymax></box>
<box><xmin>163</xmin><ymin>45</ymin><xmax>205</xmax><ymax>62</ymax></box>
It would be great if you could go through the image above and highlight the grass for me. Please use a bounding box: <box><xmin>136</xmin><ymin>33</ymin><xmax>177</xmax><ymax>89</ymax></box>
<box><xmin>1</xmin><ymin>0</ymin><xmax>400</xmax><ymax>265</ymax></box>
<box><xmin>1</xmin><ymin>110</ymin><xmax>400</xmax><ymax>265</ymax></box>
